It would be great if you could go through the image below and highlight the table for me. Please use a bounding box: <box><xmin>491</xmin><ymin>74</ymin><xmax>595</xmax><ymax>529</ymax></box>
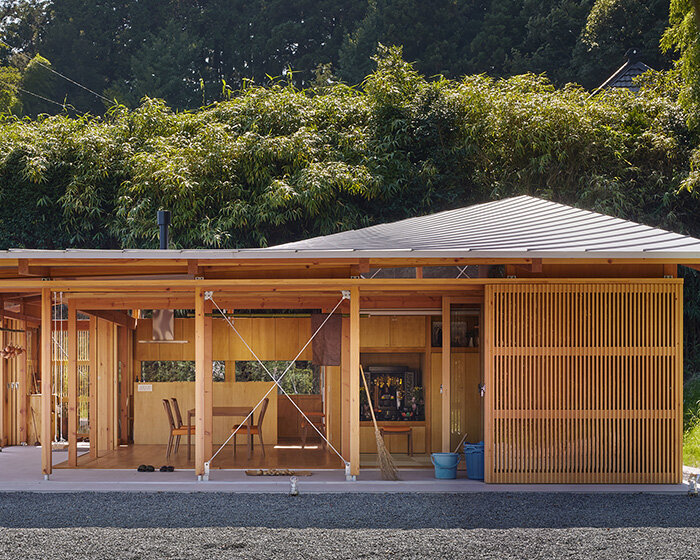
<box><xmin>187</xmin><ymin>406</ymin><xmax>255</xmax><ymax>460</ymax></box>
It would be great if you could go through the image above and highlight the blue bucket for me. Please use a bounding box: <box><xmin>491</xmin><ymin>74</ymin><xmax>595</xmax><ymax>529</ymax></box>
<box><xmin>463</xmin><ymin>441</ymin><xmax>485</xmax><ymax>480</ymax></box>
<box><xmin>431</xmin><ymin>452</ymin><xmax>460</xmax><ymax>479</ymax></box>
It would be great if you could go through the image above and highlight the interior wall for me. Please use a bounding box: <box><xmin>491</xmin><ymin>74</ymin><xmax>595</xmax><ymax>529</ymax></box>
<box><xmin>133</xmin><ymin>381</ymin><xmax>278</xmax><ymax>446</ymax></box>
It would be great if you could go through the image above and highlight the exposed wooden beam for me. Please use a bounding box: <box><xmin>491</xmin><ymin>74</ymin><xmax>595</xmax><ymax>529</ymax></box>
<box><xmin>1</xmin><ymin>309</ymin><xmax>40</xmax><ymax>326</ymax></box>
<box><xmin>187</xmin><ymin>259</ymin><xmax>202</xmax><ymax>279</ymax></box>
<box><xmin>81</xmin><ymin>310</ymin><xmax>136</xmax><ymax>330</ymax></box>
<box><xmin>40</xmin><ymin>288</ymin><xmax>52</xmax><ymax>477</ymax></box>
<box><xmin>203</xmin><ymin>298</ymin><xmax>213</xmax><ymax>462</ymax></box>
<box><xmin>18</xmin><ymin>259</ymin><xmax>50</xmax><ymax>278</ymax></box>
<box><xmin>0</xmin><ymin>276</ymin><xmax>685</xmax><ymax>293</ymax></box>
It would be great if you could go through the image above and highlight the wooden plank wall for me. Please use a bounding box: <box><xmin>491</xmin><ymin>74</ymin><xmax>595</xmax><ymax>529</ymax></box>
<box><xmin>484</xmin><ymin>281</ymin><xmax>683</xmax><ymax>484</ymax></box>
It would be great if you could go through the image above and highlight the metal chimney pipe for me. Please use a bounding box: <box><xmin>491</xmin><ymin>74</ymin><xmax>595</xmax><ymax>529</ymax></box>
<box><xmin>157</xmin><ymin>210</ymin><xmax>171</xmax><ymax>250</ymax></box>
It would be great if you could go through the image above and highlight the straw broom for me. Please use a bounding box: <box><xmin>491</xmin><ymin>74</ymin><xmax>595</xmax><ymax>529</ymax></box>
<box><xmin>360</xmin><ymin>365</ymin><xmax>399</xmax><ymax>481</ymax></box>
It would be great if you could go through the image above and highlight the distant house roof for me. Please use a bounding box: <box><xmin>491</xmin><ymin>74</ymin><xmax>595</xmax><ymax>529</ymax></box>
<box><xmin>269</xmin><ymin>195</ymin><xmax>700</xmax><ymax>259</ymax></box>
<box><xmin>1</xmin><ymin>196</ymin><xmax>699</xmax><ymax>261</ymax></box>
<box><xmin>596</xmin><ymin>48</ymin><xmax>652</xmax><ymax>93</ymax></box>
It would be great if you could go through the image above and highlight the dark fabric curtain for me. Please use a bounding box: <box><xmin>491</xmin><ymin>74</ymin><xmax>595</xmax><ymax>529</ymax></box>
<box><xmin>311</xmin><ymin>312</ymin><xmax>342</xmax><ymax>366</ymax></box>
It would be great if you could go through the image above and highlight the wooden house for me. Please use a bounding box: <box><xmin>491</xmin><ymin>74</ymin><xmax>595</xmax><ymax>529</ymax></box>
<box><xmin>0</xmin><ymin>196</ymin><xmax>698</xmax><ymax>483</ymax></box>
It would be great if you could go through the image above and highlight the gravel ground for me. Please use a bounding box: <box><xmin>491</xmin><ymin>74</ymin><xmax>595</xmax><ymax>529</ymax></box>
<box><xmin>0</xmin><ymin>493</ymin><xmax>698</xmax><ymax>559</ymax></box>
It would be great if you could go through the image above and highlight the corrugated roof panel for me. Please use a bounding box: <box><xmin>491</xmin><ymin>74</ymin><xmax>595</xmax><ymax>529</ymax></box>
<box><xmin>269</xmin><ymin>196</ymin><xmax>700</xmax><ymax>257</ymax></box>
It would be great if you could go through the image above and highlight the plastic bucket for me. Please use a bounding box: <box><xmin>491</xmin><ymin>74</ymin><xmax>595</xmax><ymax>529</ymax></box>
<box><xmin>463</xmin><ymin>441</ymin><xmax>485</xmax><ymax>480</ymax></box>
<box><xmin>430</xmin><ymin>452</ymin><xmax>460</xmax><ymax>479</ymax></box>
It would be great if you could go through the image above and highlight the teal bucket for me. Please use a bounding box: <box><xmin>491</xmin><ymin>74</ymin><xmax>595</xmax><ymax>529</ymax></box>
<box><xmin>464</xmin><ymin>441</ymin><xmax>485</xmax><ymax>480</ymax></box>
<box><xmin>431</xmin><ymin>452</ymin><xmax>460</xmax><ymax>479</ymax></box>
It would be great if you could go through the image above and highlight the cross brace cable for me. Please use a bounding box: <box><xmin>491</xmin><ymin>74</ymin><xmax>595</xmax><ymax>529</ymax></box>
<box><xmin>203</xmin><ymin>292</ymin><xmax>350</xmax><ymax>475</ymax></box>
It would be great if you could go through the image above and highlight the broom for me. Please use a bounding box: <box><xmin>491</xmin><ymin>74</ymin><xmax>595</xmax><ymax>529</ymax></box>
<box><xmin>360</xmin><ymin>365</ymin><xmax>399</xmax><ymax>481</ymax></box>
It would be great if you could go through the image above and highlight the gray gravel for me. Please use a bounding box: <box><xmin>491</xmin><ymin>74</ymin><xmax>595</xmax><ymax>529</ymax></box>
<box><xmin>0</xmin><ymin>493</ymin><xmax>698</xmax><ymax>559</ymax></box>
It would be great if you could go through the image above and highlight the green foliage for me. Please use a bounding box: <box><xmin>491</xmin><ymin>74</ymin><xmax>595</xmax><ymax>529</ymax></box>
<box><xmin>662</xmin><ymin>0</ymin><xmax>700</xmax><ymax>117</ymax></box>
<box><xmin>0</xmin><ymin>65</ymin><xmax>22</xmax><ymax>114</ymax></box>
<box><xmin>235</xmin><ymin>361</ymin><xmax>320</xmax><ymax>395</ymax></box>
<box><xmin>140</xmin><ymin>360</ymin><xmax>225</xmax><ymax>382</ymax></box>
<box><xmin>19</xmin><ymin>54</ymin><xmax>58</xmax><ymax>116</ymax></box>
<box><xmin>0</xmin><ymin>0</ymin><xmax>674</xmax><ymax>113</ymax></box>
<box><xmin>0</xmin><ymin>48</ymin><xmax>699</xmax><ymax>371</ymax></box>
<box><xmin>683</xmin><ymin>375</ymin><xmax>700</xmax><ymax>466</ymax></box>
<box><xmin>574</xmin><ymin>0</ymin><xmax>670</xmax><ymax>87</ymax></box>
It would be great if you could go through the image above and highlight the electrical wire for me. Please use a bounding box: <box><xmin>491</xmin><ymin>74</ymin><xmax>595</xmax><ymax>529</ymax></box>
<box><xmin>0</xmin><ymin>39</ymin><xmax>113</xmax><ymax>105</ymax></box>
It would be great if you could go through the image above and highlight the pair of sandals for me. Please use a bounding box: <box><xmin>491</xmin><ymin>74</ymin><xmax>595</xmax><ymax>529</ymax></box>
<box><xmin>137</xmin><ymin>464</ymin><xmax>175</xmax><ymax>472</ymax></box>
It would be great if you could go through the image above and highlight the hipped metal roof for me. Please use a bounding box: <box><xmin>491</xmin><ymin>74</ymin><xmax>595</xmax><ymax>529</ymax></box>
<box><xmin>1</xmin><ymin>196</ymin><xmax>700</xmax><ymax>261</ymax></box>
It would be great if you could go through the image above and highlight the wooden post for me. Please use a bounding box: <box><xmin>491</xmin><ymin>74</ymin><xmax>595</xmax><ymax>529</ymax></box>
<box><xmin>67</xmin><ymin>300</ymin><xmax>78</xmax><ymax>466</ymax></box>
<box><xmin>18</xmin><ymin>303</ymin><xmax>28</xmax><ymax>445</ymax></box>
<box><xmin>41</xmin><ymin>288</ymin><xmax>52</xmax><ymax>476</ymax></box>
<box><xmin>203</xmin><ymin>298</ymin><xmax>213</xmax><ymax>462</ymax></box>
<box><xmin>349</xmin><ymin>286</ymin><xmax>360</xmax><ymax>477</ymax></box>
<box><xmin>88</xmin><ymin>316</ymin><xmax>98</xmax><ymax>459</ymax></box>
<box><xmin>118</xmin><ymin>326</ymin><xmax>129</xmax><ymax>444</ymax></box>
<box><xmin>441</xmin><ymin>296</ymin><xmax>451</xmax><ymax>452</ymax></box>
<box><xmin>0</xmin><ymin>296</ymin><xmax>6</xmax><ymax>448</ymax></box>
<box><xmin>340</xmin><ymin>316</ymin><xmax>350</xmax><ymax>459</ymax></box>
<box><xmin>483</xmin><ymin>287</ymin><xmax>493</xmax><ymax>483</ymax></box>
<box><xmin>194</xmin><ymin>288</ymin><xmax>211</xmax><ymax>476</ymax></box>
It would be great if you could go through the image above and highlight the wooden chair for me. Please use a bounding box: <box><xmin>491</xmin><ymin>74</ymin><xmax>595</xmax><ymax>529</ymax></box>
<box><xmin>170</xmin><ymin>398</ymin><xmax>194</xmax><ymax>454</ymax></box>
<box><xmin>379</xmin><ymin>426</ymin><xmax>413</xmax><ymax>456</ymax></box>
<box><xmin>163</xmin><ymin>399</ymin><xmax>193</xmax><ymax>460</ymax></box>
<box><xmin>232</xmin><ymin>398</ymin><xmax>269</xmax><ymax>457</ymax></box>
<box><xmin>301</xmin><ymin>411</ymin><xmax>326</xmax><ymax>449</ymax></box>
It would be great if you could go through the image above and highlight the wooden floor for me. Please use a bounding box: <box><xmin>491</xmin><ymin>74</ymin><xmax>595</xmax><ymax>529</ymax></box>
<box><xmin>53</xmin><ymin>443</ymin><xmax>433</xmax><ymax>470</ymax></box>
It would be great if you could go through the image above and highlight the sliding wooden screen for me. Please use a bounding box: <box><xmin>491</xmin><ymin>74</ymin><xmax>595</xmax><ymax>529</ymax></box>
<box><xmin>484</xmin><ymin>280</ymin><xmax>683</xmax><ymax>484</ymax></box>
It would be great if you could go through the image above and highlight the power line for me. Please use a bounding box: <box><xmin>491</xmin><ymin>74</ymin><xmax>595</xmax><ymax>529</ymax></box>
<box><xmin>0</xmin><ymin>77</ymin><xmax>87</xmax><ymax>115</ymax></box>
<box><xmin>0</xmin><ymin>40</ymin><xmax>113</xmax><ymax>105</ymax></box>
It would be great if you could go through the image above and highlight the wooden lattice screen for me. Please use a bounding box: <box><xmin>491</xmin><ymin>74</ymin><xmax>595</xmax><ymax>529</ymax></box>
<box><xmin>484</xmin><ymin>281</ymin><xmax>683</xmax><ymax>484</ymax></box>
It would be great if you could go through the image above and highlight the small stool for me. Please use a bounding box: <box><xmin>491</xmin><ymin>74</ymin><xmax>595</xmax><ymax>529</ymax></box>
<box><xmin>379</xmin><ymin>426</ymin><xmax>413</xmax><ymax>456</ymax></box>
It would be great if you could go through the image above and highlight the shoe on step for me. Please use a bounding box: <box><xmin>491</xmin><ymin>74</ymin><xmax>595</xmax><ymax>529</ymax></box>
<box><xmin>137</xmin><ymin>464</ymin><xmax>147</xmax><ymax>472</ymax></box>
<box><xmin>145</xmin><ymin>465</ymin><xmax>155</xmax><ymax>472</ymax></box>
<box><xmin>159</xmin><ymin>465</ymin><xmax>168</xmax><ymax>472</ymax></box>
<box><xmin>167</xmin><ymin>466</ymin><xmax>175</xmax><ymax>472</ymax></box>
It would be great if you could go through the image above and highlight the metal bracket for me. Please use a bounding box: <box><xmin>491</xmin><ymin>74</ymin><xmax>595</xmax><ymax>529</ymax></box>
<box><xmin>344</xmin><ymin>463</ymin><xmax>356</xmax><ymax>481</ymax></box>
<box><xmin>41</xmin><ymin>277</ymin><xmax>51</xmax><ymax>281</ymax></box>
<box><xmin>195</xmin><ymin>276</ymin><xmax>204</xmax><ymax>280</ymax></box>
<box><xmin>204</xmin><ymin>291</ymin><xmax>213</xmax><ymax>301</ymax></box>
<box><xmin>341</xmin><ymin>290</ymin><xmax>351</xmax><ymax>300</ymax></box>
<box><xmin>202</xmin><ymin>461</ymin><xmax>210</xmax><ymax>481</ymax></box>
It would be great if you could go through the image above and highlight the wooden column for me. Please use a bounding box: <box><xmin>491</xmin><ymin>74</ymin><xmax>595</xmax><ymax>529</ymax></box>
<box><xmin>203</xmin><ymin>298</ymin><xmax>213</xmax><ymax>462</ymax></box>
<box><xmin>118</xmin><ymin>325</ymin><xmax>129</xmax><ymax>444</ymax></box>
<box><xmin>194</xmin><ymin>288</ymin><xmax>212</xmax><ymax>476</ymax></box>
<box><xmin>441</xmin><ymin>296</ymin><xmax>451</xmax><ymax>452</ymax></box>
<box><xmin>0</xmin><ymin>296</ymin><xmax>6</xmax><ymax>447</ymax></box>
<box><xmin>67</xmin><ymin>300</ymin><xmax>78</xmax><ymax>466</ymax></box>
<box><xmin>88</xmin><ymin>316</ymin><xmax>98</xmax><ymax>459</ymax></box>
<box><xmin>40</xmin><ymin>288</ymin><xmax>52</xmax><ymax>476</ymax></box>
<box><xmin>18</xmin><ymin>303</ymin><xmax>28</xmax><ymax>445</ymax></box>
<box><xmin>340</xmin><ymin>316</ymin><xmax>350</xmax><ymax>459</ymax></box>
<box><xmin>349</xmin><ymin>286</ymin><xmax>360</xmax><ymax>477</ymax></box>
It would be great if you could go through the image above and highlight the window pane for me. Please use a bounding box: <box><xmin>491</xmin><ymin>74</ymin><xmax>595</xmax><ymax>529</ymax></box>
<box><xmin>234</xmin><ymin>360</ymin><xmax>320</xmax><ymax>394</ymax></box>
<box><xmin>141</xmin><ymin>360</ymin><xmax>225</xmax><ymax>382</ymax></box>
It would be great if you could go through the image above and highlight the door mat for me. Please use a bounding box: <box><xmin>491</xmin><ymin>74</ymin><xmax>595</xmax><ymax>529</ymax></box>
<box><xmin>245</xmin><ymin>469</ymin><xmax>312</xmax><ymax>476</ymax></box>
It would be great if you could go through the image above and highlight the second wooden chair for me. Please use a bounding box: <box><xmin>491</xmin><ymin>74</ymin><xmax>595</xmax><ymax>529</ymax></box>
<box><xmin>232</xmin><ymin>398</ymin><xmax>269</xmax><ymax>457</ymax></box>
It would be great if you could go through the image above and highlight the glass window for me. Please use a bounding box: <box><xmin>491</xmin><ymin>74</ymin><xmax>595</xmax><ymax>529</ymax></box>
<box><xmin>140</xmin><ymin>360</ymin><xmax>225</xmax><ymax>382</ymax></box>
<box><xmin>235</xmin><ymin>360</ymin><xmax>320</xmax><ymax>395</ymax></box>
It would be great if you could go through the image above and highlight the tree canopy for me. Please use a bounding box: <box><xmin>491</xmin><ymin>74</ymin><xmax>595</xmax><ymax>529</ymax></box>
<box><xmin>0</xmin><ymin>0</ymin><xmax>675</xmax><ymax>114</ymax></box>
